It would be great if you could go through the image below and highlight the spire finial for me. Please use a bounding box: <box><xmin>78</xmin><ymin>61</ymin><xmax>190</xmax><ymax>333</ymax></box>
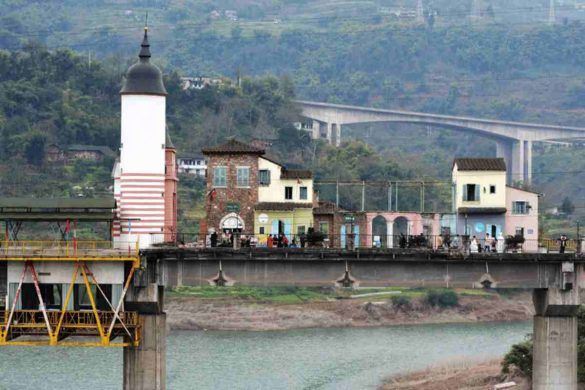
<box><xmin>139</xmin><ymin>13</ymin><xmax>151</xmax><ymax>60</ymax></box>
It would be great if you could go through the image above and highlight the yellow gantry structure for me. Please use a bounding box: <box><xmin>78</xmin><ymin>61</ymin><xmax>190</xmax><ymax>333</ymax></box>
<box><xmin>0</xmin><ymin>240</ymin><xmax>141</xmax><ymax>347</ymax></box>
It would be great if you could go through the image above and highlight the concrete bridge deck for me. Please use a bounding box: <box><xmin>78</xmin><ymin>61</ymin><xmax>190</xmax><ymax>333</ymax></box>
<box><xmin>144</xmin><ymin>247</ymin><xmax>584</xmax><ymax>289</ymax></box>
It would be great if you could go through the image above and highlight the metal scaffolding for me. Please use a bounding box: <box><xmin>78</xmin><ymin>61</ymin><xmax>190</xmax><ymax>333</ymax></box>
<box><xmin>0</xmin><ymin>241</ymin><xmax>140</xmax><ymax>347</ymax></box>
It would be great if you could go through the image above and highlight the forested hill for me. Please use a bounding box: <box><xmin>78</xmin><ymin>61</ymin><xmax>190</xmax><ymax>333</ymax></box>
<box><xmin>0</xmin><ymin>46</ymin><xmax>412</xmax><ymax>197</ymax></box>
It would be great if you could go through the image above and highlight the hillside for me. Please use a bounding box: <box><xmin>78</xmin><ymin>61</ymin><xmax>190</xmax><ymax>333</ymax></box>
<box><xmin>0</xmin><ymin>0</ymin><xmax>583</xmax><ymax>235</ymax></box>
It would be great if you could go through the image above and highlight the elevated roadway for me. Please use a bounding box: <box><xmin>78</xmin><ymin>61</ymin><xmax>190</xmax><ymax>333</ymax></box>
<box><xmin>296</xmin><ymin>100</ymin><xmax>585</xmax><ymax>184</ymax></box>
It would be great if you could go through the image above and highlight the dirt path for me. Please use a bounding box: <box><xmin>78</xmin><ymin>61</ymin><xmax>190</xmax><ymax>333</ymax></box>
<box><xmin>165</xmin><ymin>292</ymin><xmax>533</xmax><ymax>331</ymax></box>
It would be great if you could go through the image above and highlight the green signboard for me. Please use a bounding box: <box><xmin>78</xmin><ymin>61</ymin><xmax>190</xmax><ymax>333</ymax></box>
<box><xmin>344</xmin><ymin>214</ymin><xmax>355</xmax><ymax>223</ymax></box>
<box><xmin>226</xmin><ymin>203</ymin><xmax>241</xmax><ymax>213</ymax></box>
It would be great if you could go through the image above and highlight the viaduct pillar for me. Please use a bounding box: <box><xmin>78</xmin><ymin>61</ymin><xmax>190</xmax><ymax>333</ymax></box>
<box><xmin>496</xmin><ymin>139</ymin><xmax>532</xmax><ymax>186</ymax></box>
<box><xmin>532</xmin><ymin>286</ymin><xmax>580</xmax><ymax>390</ymax></box>
<box><xmin>124</xmin><ymin>261</ymin><xmax>167</xmax><ymax>390</ymax></box>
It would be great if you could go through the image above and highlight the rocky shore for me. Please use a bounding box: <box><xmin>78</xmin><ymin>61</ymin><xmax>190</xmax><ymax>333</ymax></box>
<box><xmin>380</xmin><ymin>359</ymin><xmax>530</xmax><ymax>390</ymax></box>
<box><xmin>164</xmin><ymin>291</ymin><xmax>533</xmax><ymax>331</ymax></box>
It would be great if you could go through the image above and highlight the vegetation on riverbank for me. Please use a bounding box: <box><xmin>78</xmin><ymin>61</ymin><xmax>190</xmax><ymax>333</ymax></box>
<box><xmin>164</xmin><ymin>287</ymin><xmax>531</xmax><ymax>331</ymax></box>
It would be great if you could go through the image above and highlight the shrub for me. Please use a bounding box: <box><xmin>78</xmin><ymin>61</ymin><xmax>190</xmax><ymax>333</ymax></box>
<box><xmin>501</xmin><ymin>340</ymin><xmax>532</xmax><ymax>377</ymax></box>
<box><xmin>425</xmin><ymin>289</ymin><xmax>458</xmax><ymax>308</ymax></box>
<box><xmin>391</xmin><ymin>295</ymin><xmax>411</xmax><ymax>309</ymax></box>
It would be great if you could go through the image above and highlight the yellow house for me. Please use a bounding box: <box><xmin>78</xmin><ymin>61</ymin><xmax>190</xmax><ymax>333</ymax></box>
<box><xmin>452</xmin><ymin>158</ymin><xmax>507</xmax><ymax>238</ymax></box>
<box><xmin>254</xmin><ymin>156</ymin><xmax>314</xmax><ymax>246</ymax></box>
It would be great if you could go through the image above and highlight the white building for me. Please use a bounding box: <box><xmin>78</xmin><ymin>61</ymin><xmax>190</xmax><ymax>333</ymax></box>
<box><xmin>114</xmin><ymin>27</ymin><xmax>170</xmax><ymax>249</ymax></box>
<box><xmin>178</xmin><ymin>156</ymin><xmax>207</xmax><ymax>176</ymax></box>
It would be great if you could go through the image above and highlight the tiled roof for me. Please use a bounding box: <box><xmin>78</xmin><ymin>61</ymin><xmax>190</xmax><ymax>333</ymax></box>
<box><xmin>281</xmin><ymin>169</ymin><xmax>312</xmax><ymax>179</ymax></box>
<box><xmin>255</xmin><ymin>202</ymin><xmax>313</xmax><ymax>211</ymax></box>
<box><xmin>202</xmin><ymin>139</ymin><xmax>265</xmax><ymax>155</ymax></box>
<box><xmin>313</xmin><ymin>201</ymin><xmax>338</xmax><ymax>214</ymax></box>
<box><xmin>453</xmin><ymin>158</ymin><xmax>506</xmax><ymax>171</ymax></box>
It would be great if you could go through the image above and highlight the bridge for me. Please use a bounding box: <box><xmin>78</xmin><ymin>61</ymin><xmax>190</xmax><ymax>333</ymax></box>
<box><xmin>1</xmin><ymin>244</ymin><xmax>584</xmax><ymax>389</ymax></box>
<box><xmin>296</xmin><ymin>100</ymin><xmax>585</xmax><ymax>185</ymax></box>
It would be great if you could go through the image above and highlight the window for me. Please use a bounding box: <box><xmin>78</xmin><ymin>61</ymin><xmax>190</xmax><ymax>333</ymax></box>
<box><xmin>512</xmin><ymin>201</ymin><xmax>529</xmax><ymax>214</ymax></box>
<box><xmin>77</xmin><ymin>284</ymin><xmax>97</xmax><ymax>310</ymax></box>
<box><xmin>237</xmin><ymin>167</ymin><xmax>250</xmax><ymax>187</ymax></box>
<box><xmin>463</xmin><ymin>184</ymin><xmax>479</xmax><ymax>201</ymax></box>
<box><xmin>300</xmin><ymin>186</ymin><xmax>308</xmax><ymax>200</ymax></box>
<box><xmin>490</xmin><ymin>185</ymin><xmax>496</xmax><ymax>194</ymax></box>
<box><xmin>259</xmin><ymin>227</ymin><xmax>265</xmax><ymax>234</ymax></box>
<box><xmin>213</xmin><ymin>166</ymin><xmax>227</xmax><ymax>187</ymax></box>
<box><xmin>297</xmin><ymin>225</ymin><xmax>306</xmax><ymax>235</ymax></box>
<box><xmin>319</xmin><ymin>222</ymin><xmax>329</xmax><ymax>235</ymax></box>
<box><xmin>285</xmin><ymin>186</ymin><xmax>293</xmax><ymax>200</ymax></box>
<box><xmin>259</xmin><ymin>169</ymin><xmax>271</xmax><ymax>185</ymax></box>
<box><xmin>515</xmin><ymin>227</ymin><xmax>525</xmax><ymax>237</ymax></box>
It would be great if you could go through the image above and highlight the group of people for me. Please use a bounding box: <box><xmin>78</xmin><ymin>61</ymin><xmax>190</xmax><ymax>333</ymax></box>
<box><xmin>469</xmin><ymin>233</ymin><xmax>504</xmax><ymax>253</ymax></box>
<box><xmin>266</xmin><ymin>233</ymin><xmax>305</xmax><ymax>248</ymax></box>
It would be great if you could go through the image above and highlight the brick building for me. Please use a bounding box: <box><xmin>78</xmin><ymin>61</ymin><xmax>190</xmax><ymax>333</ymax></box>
<box><xmin>202</xmin><ymin>139</ymin><xmax>262</xmax><ymax>235</ymax></box>
<box><xmin>202</xmin><ymin>139</ymin><xmax>315</xmax><ymax>244</ymax></box>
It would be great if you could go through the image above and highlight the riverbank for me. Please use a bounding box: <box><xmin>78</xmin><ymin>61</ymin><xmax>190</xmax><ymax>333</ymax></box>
<box><xmin>381</xmin><ymin>359</ymin><xmax>530</xmax><ymax>390</ymax></box>
<box><xmin>165</xmin><ymin>287</ymin><xmax>533</xmax><ymax>331</ymax></box>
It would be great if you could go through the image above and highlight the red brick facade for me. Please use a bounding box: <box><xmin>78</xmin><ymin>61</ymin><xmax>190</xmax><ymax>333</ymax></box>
<box><xmin>204</xmin><ymin>153</ymin><xmax>259</xmax><ymax>234</ymax></box>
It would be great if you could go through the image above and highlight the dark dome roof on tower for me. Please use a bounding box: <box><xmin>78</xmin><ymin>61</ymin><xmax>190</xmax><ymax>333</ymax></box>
<box><xmin>120</xmin><ymin>28</ymin><xmax>167</xmax><ymax>96</ymax></box>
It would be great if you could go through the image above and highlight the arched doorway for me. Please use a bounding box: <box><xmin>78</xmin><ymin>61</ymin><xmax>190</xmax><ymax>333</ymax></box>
<box><xmin>393</xmin><ymin>217</ymin><xmax>409</xmax><ymax>248</ymax></box>
<box><xmin>219</xmin><ymin>213</ymin><xmax>244</xmax><ymax>233</ymax></box>
<box><xmin>372</xmin><ymin>215</ymin><xmax>387</xmax><ymax>248</ymax></box>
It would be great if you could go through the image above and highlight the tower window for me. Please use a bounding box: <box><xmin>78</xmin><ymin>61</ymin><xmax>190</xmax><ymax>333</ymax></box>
<box><xmin>490</xmin><ymin>185</ymin><xmax>496</xmax><ymax>194</ymax></box>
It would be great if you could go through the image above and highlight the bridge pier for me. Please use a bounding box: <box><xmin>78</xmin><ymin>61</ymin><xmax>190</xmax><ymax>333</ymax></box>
<box><xmin>123</xmin><ymin>313</ymin><xmax>167</xmax><ymax>390</ymax></box>
<box><xmin>496</xmin><ymin>139</ymin><xmax>532</xmax><ymax>185</ymax></box>
<box><xmin>532</xmin><ymin>287</ymin><xmax>580</xmax><ymax>390</ymax></box>
<box><xmin>124</xmin><ymin>261</ymin><xmax>167</xmax><ymax>390</ymax></box>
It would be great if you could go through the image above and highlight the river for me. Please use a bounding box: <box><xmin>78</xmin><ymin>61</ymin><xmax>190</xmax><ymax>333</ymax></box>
<box><xmin>0</xmin><ymin>321</ymin><xmax>530</xmax><ymax>390</ymax></box>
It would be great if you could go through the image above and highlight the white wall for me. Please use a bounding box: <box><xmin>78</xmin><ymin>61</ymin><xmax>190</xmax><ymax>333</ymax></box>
<box><xmin>258</xmin><ymin>157</ymin><xmax>313</xmax><ymax>203</ymax></box>
<box><xmin>7</xmin><ymin>262</ymin><xmax>125</xmax><ymax>285</ymax></box>
<box><xmin>453</xmin><ymin>165</ymin><xmax>507</xmax><ymax>209</ymax></box>
<box><xmin>120</xmin><ymin>95</ymin><xmax>166</xmax><ymax>175</ymax></box>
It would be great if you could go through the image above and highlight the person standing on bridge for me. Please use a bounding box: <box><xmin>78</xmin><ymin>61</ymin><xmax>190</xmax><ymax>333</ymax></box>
<box><xmin>484</xmin><ymin>233</ymin><xmax>493</xmax><ymax>253</ymax></box>
<box><xmin>559</xmin><ymin>234</ymin><xmax>568</xmax><ymax>253</ymax></box>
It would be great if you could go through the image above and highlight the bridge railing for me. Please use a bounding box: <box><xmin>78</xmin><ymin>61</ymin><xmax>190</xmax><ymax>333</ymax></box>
<box><xmin>154</xmin><ymin>233</ymin><xmax>583</xmax><ymax>254</ymax></box>
<box><xmin>0</xmin><ymin>240</ymin><xmax>140</xmax><ymax>260</ymax></box>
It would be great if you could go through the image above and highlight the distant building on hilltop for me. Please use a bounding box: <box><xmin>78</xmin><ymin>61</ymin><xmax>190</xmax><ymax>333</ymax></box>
<box><xmin>180</xmin><ymin>76</ymin><xmax>224</xmax><ymax>90</ymax></box>
<box><xmin>177</xmin><ymin>155</ymin><xmax>207</xmax><ymax>176</ymax></box>
<box><xmin>47</xmin><ymin>144</ymin><xmax>115</xmax><ymax>162</ymax></box>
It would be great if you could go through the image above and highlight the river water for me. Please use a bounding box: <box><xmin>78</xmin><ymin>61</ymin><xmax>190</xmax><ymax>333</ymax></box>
<box><xmin>0</xmin><ymin>322</ymin><xmax>530</xmax><ymax>390</ymax></box>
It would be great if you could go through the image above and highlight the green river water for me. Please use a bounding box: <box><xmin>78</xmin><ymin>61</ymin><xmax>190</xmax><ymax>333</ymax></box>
<box><xmin>0</xmin><ymin>321</ymin><xmax>531</xmax><ymax>390</ymax></box>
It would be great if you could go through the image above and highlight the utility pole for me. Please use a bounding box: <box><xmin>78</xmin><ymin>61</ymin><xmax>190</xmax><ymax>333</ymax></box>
<box><xmin>416</xmin><ymin>0</ymin><xmax>425</xmax><ymax>24</ymax></box>
<box><xmin>548</xmin><ymin>0</ymin><xmax>556</xmax><ymax>26</ymax></box>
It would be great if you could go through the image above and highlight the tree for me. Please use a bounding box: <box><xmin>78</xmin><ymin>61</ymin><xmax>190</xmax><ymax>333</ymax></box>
<box><xmin>560</xmin><ymin>196</ymin><xmax>575</xmax><ymax>215</ymax></box>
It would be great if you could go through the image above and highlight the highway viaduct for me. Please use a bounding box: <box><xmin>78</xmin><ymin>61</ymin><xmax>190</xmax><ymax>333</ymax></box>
<box><xmin>296</xmin><ymin>100</ymin><xmax>585</xmax><ymax>185</ymax></box>
<box><xmin>132</xmin><ymin>247</ymin><xmax>585</xmax><ymax>390</ymax></box>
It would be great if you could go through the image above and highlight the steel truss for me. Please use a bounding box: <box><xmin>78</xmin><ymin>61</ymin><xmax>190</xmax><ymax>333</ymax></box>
<box><xmin>0</xmin><ymin>252</ymin><xmax>140</xmax><ymax>347</ymax></box>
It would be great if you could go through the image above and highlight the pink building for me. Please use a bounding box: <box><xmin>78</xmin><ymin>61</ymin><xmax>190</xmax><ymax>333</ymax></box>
<box><xmin>505</xmin><ymin>186</ymin><xmax>539</xmax><ymax>252</ymax></box>
<box><xmin>364</xmin><ymin>212</ymin><xmax>443</xmax><ymax>248</ymax></box>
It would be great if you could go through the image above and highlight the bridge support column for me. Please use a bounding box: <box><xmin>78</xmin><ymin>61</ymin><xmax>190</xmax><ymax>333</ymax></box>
<box><xmin>335</xmin><ymin>124</ymin><xmax>342</xmax><ymax>146</ymax></box>
<box><xmin>532</xmin><ymin>287</ymin><xmax>580</xmax><ymax>390</ymax></box>
<box><xmin>312</xmin><ymin>120</ymin><xmax>320</xmax><ymax>140</ymax></box>
<box><xmin>496</xmin><ymin>139</ymin><xmax>532</xmax><ymax>185</ymax></box>
<box><xmin>124</xmin><ymin>313</ymin><xmax>167</xmax><ymax>390</ymax></box>
<box><xmin>326</xmin><ymin>122</ymin><xmax>333</xmax><ymax>144</ymax></box>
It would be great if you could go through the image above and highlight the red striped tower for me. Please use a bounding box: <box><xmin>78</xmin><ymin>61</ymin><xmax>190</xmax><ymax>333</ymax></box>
<box><xmin>114</xmin><ymin>27</ymin><xmax>169</xmax><ymax>249</ymax></box>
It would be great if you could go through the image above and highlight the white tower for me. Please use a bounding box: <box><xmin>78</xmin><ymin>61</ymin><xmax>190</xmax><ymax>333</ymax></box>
<box><xmin>114</xmin><ymin>27</ymin><xmax>168</xmax><ymax>249</ymax></box>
